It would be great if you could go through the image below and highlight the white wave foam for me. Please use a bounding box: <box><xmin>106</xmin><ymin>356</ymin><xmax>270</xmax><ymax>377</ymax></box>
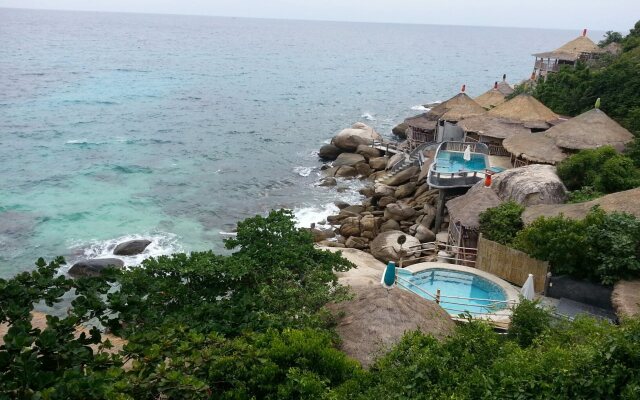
<box><xmin>294</xmin><ymin>166</ymin><xmax>313</xmax><ymax>177</ymax></box>
<box><xmin>361</xmin><ymin>112</ymin><xmax>376</xmax><ymax>121</ymax></box>
<box><xmin>410</xmin><ymin>105</ymin><xmax>430</xmax><ymax>111</ymax></box>
<box><xmin>64</xmin><ymin>232</ymin><xmax>183</xmax><ymax>273</ymax></box>
<box><xmin>293</xmin><ymin>203</ymin><xmax>339</xmax><ymax>229</ymax></box>
<box><xmin>218</xmin><ymin>231</ymin><xmax>238</xmax><ymax>236</ymax></box>
<box><xmin>66</xmin><ymin>139</ymin><xmax>89</xmax><ymax>144</ymax></box>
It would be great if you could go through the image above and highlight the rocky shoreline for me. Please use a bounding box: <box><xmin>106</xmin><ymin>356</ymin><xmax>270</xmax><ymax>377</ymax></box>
<box><xmin>310</xmin><ymin>122</ymin><xmax>443</xmax><ymax>265</ymax></box>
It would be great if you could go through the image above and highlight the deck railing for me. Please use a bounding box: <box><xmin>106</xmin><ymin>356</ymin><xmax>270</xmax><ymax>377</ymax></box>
<box><xmin>398</xmin><ymin>241</ymin><xmax>477</xmax><ymax>268</ymax></box>
<box><xmin>407</xmin><ymin>128</ymin><xmax>437</xmax><ymax>148</ymax></box>
<box><xmin>395</xmin><ymin>274</ymin><xmax>517</xmax><ymax>318</ymax></box>
<box><xmin>486</xmin><ymin>143</ymin><xmax>511</xmax><ymax>157</ymax></box>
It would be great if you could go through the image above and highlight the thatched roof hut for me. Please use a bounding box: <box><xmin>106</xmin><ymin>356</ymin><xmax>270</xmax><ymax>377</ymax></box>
<box><xmin>497</xmin><ymin>80</ymin><xmax>514</xmax><ymax>96</ymax></box>
<box><xmin>522</xmin><ymin>188</ymin><xmax>640</xmax><ymax>224</ymax></box>
<box><xmin>503</xmin><ymin>132</ymin><xmax>567</xmax><ymax>165</ymax></box>
<box><xmin>459</xmin><ymin>115</ymin><xmax>531</xmax><ymax>140</ymax></box>
<box><xmin>475</xmin><ymin>87</ymin><xmax>506</xmax><ymax>109</ymax></box>
<box><xmin>612</xmin><ymin>280</ymin><xmax>640</xmax><ymax>318</ymax></box>
<box><xmin>427</xmin><ymin>92</ymin><xmax>486</xmax><ymax>122</ymax></box>
<box><xmin>328</xmin><ymin>285</ymin><xmax>455</xmax><ymax>367</ymax></box>
<box><xmin>544</xmin><ymin>108</ymin><xmax>634</xmax><ymax>152</ymax></box>
<box><xmin>404</xmin><ymin>112</ymin><xmax>438</xmax><ymax>133</ymax></box>
<box><xmin>446</xmin><ymin>187</ymin><xmax>503</xmax><ymax>230</ymax></box>
<box><xmin>487</xmin><ymin>94</ymin><xmax>559</xmax><ymax>129</ymax></box>
<box><xmin>533</xmin><ymin>34</ymin><xmax>604</xmax><ymax>62</ymax></box>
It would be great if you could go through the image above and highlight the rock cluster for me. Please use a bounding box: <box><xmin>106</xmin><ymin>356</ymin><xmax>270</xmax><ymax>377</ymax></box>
<box><xmin>312</xmin><ymin>123</ymin><xmax>441</xmax><ymax>264</ymax></box>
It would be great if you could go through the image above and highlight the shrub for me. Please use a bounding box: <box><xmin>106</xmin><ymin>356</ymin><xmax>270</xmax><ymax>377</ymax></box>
<box><xmin>478</xmin><ymin>201</ymin><xmax>525</xmax><ymax>245</ymax></box>
<box><xmin>566</xmin><ymin>186</ymin><xmax>603</xmax><ymax>203</ymax></box>
<box><xmin>508</xmin><ymin>299</ymin><xmax>551</xmax><ymax>347</ymax></box>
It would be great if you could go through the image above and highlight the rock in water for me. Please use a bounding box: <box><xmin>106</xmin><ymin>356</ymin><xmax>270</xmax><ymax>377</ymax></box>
<box><xmin>392</xmin><ymin>122</ymin><xmax>409</xmax><ymax>139</ymax></box>
<box><xmin>113</xmin><ymin>239</ymin><xmax>152</xmax><ymax>256</ymax></box>
<box><xmin>332</xmin><ymin>123</ymin><xmax>383</xmax><ymax>151</ymax></box>
<box><xmin>333</xmin><ymin>153</ymin><xmax>366</xmax><ymax>167</ymax></box>
<box><xmin>318</xmin><ymin>144</ymin><xmax>342</xmax><ymax>160</ymax></box>
<box><xmin>69</xmin><ymin>258</ymin><xmax>125</xmax><ymax>277</ymax></box>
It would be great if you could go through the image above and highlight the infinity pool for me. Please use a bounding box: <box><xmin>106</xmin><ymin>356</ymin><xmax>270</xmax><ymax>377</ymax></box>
<box><xmin>434</xmin><ymin>150</ymin><xmax>487</xmax><ymax>173</ymax></box>
<box><xmin>398</xmin><ymin>268</ymin><xmax>509</xmax><ymax>316</ymax></box>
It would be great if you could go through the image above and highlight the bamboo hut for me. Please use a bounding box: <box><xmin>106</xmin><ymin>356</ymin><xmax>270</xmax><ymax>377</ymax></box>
<box><xmin>532</xmin><ymin>29</ymin><xmax>605</xmax><ymax>78</ymax></box>
<box><xmin>459</xmin><ymin>115</ymin><xmax>531</xmax><ymax>156</ymax></box>
<box><xmin>405</xmin><ymin>91</ymin><xmax>486</xmax><ymax>148</ymax></box>
<box><xmin>474</xmin><ymin>82</ymin><xmax>506</xmax><ymax>110</ymax></box>
<box><xmin>544</xmin><ymin>108</ymin><xmax>634</xmax><ymax>152</ymax></box>
<box><xmin>446</xmin><ymin>186</ymin><xmax>503</xmax><ymax>250</ymax></box>
<box><xmin>503</xmin><ymin>132</ymin><xmax>567</xmax><ymax>167</ymax></box>
<box><xmin>487</xmin><ymin>94</ymin><xmax>559</xmax><ymax>130</ymax></box>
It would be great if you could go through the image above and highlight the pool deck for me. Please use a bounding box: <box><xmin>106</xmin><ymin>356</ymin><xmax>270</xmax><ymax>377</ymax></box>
<box><xmin>399</xmin><ymin>262</ymin><xmax>520</xmax><ymax>328</ymax></box>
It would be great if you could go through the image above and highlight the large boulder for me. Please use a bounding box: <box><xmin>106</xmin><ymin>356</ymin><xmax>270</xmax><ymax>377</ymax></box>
<box><xmin>345</xmin><ymin>236</ymin><xmax>369</xmax><ymax>250</ymax></box>
<box><xmin>369</xmin><ymin>157</ymin><xmax>387</xmax><ymax>171</ymax></box>
<box><xmin>310</xmin><ymin>228</ymin><xmax>336</xmax><ymax>242</ymax></box>
<box><xmin>394</xmin><ymin>182</ymin><xmax>417</xmax><ymax>199</ymax></box>
<box><xmin>333</xmin><ymin>153</ymin><xmax>366</xmax><ymax>167</ymax></box>
<box><xmin>335</xmin><ymin>166</ymin><xmax>358</xmax><ymax>178</ymax></box>
<box><xmin>69</xmin><ymin>258</ymin><xmax>125</xmax><ymax>278</ymax></box>
<box><xmin>378</xmin><ymin>196</ymin><xmax>395</xmax><ymax>208</ymax></box>
<box><xmin>386</xmin><ymin>153</ymin><xmax>405</xmax><ymax>170</ymax></box>
<box><xmin>356</xmin><ymin>144</ymin><xmax>382</xmax><ymax>161</ymax></box>
<box><xmin>332</xmin><ymin>123</ymin><xmax>383</xmax><ymax>151</ymax></box>
<box><xmin>373</xmin><ymin>183</ymin><xmax>396</xmax><ymax>198</ymax></box>
<box><xmin>415</xmin><ymin>225</ymin><xmax>436</xmax><ymax>243</ymax></box>
<box><xmin>370</xmin><ymin>230</ymin><xmax>421</xmax><ymax>263</ymax></box>
<box><xmin>380</xmin><ymin>219</ymin><xmax>400</xmax><ymax>232</ymax></box>
<box><xmin>356</xmin><ymin>163</ymin><xmax>373</xmax><ymax>177</ymax></box>
<box><xmin>392</xmin><ymin>122</ymin><xmax>409</xmax><ymax>139</ymax></box>
<box><xmin>339</xmin><ymin>217</ymin><xmax>362</xmax><ymax>237</ymax></box>
<box><xmin>384</xmin><ymin>203</ymin><xmax>417</xmax><ymax>221</ymax></box>
<box><xmin>318</xmin><ymin>144</ymin><xmax>343</xmax><ymax>160</ymax></box>
<box><xmin>113</xmin><ymin>240</ymin><xmax>151</xmax><ymax>256</ymax></box>
<box><xmin>383</xmin><ymin>166</ymin><xmax>419</xmax><ymax>186</ymax></box>
<box><xmin>489</xmin><ymin>164</ymin><xmax>567</xmax><ymax>206</ymax></box>
<box><xmin>318</xmin><ymin>177</ymin><xmax>337</xmax><ymax>187</ymax></box>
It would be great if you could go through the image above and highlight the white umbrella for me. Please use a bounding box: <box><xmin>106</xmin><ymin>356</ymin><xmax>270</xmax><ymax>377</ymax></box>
<box><xmin>520</xmin><ymin>273</ymin><xmax>535</xmax><ymax>300</ymax></box>
<box><xmin>463</xmin><ymin>145</ymin><xmax>472</xmax><ymax>161</ymax></box>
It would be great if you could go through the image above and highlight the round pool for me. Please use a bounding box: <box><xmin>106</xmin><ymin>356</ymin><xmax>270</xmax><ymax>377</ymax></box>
<box><xmin>397</xmin><ymin>264</ymin><xmax>517</xmax><ymax>318</ymax></box>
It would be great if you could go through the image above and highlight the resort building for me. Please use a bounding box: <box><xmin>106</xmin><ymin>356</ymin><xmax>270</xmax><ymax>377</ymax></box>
<box><xmin>459</xmin><ymin>94</ymin><xmax>559</xmax><ymax>156</ymax></box>
<box><xmin>503</xmin><ymin>108</ymin><xmax>634</xmax><ymax>167</ymax></box>
<box><xmin>532</xmin><ymin>29</ymin><xmax>605</xmax><ymax>78</ymax></box>
<box><xmin>474</xmin><ymin>82</ymin><xmax>506</xmax><ymax>110</ymax></box>
<box><xmin>405</xmin><ymin>91</ymin><xmax>486</xmax><ymax>149</ymax></box>
<box><xmin>445</xmin><ymin>185</ymin><xmax>502</xmax><ymax>250</ymax></box>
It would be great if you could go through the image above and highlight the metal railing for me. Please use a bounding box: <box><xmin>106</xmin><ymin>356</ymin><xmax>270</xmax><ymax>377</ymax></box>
<box><xmin>396</xmin><ymin>274</ymin><xmax>517</xmax><ymax>317</ymax></box>
<box><xmin>486</xmin><ymin>143</ymin><xmax>511</xmax><ymax>157</ymax></box>
<box><xmin>426</xmin><ymin>141</ymin><xmax>491</xmax><ymax>189</ymax></box>
<box><xmin>398</xmin><ymin>241</ymin><xmax>477</xmax><ymax>268</ymax></box>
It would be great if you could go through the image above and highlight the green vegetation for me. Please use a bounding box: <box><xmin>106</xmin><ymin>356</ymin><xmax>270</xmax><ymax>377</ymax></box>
<box><xmin>3</xmin><ymin>211</ymin><xmax>640</xmax><ymax>399</ymax></box>
<box><xmin>513</xmin><ymin>207</ymin><xmax>640</xmax><ymax>284</ymax></box>
<box><xmin>566</xmin><ymin>186</ymin><xmax>603</xmax><ymax>203</ymax></box>
<box><xmin>556</xmin><ymin>146</ymin><xmax>640</xmax><ymax>194</ymax></box>
<box><xmin>534</xmin><ymin>20</ymin><xmax>640</xmax><ymax>137</ymax></box>
<box><xmin>478</xmin><ymin>201</ymin><xmax>525</xmax><ymax>245</ymax></box>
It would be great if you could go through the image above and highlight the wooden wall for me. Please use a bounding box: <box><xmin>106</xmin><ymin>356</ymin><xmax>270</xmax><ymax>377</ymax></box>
<box><xmin>475</xmin><ymin>234</ymin><xmax>549</xmax><ymax>293</ymax></box>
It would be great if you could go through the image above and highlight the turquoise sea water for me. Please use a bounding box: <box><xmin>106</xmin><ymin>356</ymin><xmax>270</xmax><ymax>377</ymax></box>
<box><xmin>0</xmin><ymin>8</ymin><xmax>593</xmax><ymax>276</ymax></box>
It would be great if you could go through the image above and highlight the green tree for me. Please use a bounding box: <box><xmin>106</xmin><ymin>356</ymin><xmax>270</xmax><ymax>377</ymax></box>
<box><xmin>508</xmin><ymin>299</ymin><xmax>551</xmax><ymax>347</ymax></box>
<box><xmin>599</xmin><ymin>31</ymin><xmax>623</xmax><ymax>47</ymax></box>
<box><xmin>478</xmin><ymin>201</ymin><xmax>525</xmax><ymax>245</ymax></box>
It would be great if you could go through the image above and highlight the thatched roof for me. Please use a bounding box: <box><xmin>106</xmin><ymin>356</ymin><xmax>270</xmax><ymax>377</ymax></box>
<box><xmin>446</xmin><ymin>187</ymin><xmax>503</xmax><ymax>229</ymax></box>
<box><xmin>533</xmin><ymin>35</ymin><xmax>604</xmax><ymax>61</ymax></box>
<box><xmin>459</xmin><ymin>115</ymin><xmax>531</xmax><ymax>139</ymax></box>
<box><xmin>544</xmin><ymin>108</ymin><xmax>634</xmax><ymax>151</ymax></box>
<box><xmin>474</xmin><ymin>88</ymin><xmax>506</xmax><ymax>109</ymax></box>
<box><xmin>404</xmin><ymin>113</ymin><xmax>438</xmax><ymax>132</ymax></box>
<box><xmin>427</xmin><ymin>93</ymin><xmax>486</xmax><ymax>122</ymax></box>
<box><xmin>503</xmin><ymin>132</ymin><xmax>567</xmax><ymax>164</ymax></box>
<box><xmin>328</xmin><ymin>285</ymin><xmax>455</xmax><ymax>367</ymax></box>
<box><xmin>612</xmin><ymin>280</ymin><xmax>640</xmax><ymax>318</ymax></box>
<box><xmin>497</xmin><ymin>80</ymin><xmax>514</xmax><ymax>96</ymax></box>
<box><xmin>522</xmin><ymin>188</ymin><xmax>640</xmax><ymax>224</ymax></box>
<box><xmin>487</xmin><ymin>94</ymin><xmax>559</xmax><ymax>129</ymax></box>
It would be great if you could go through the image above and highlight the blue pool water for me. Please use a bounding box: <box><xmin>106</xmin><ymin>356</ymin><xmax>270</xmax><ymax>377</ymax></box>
<box><xmin>398</xmin><ymin>268</ymin><xmax>508</xmax><ymax>316</ymax></box>
<box><xmin>435</xmin><ymin>151</ymin><xmax>487</xmax><ymax>173</ymax></box>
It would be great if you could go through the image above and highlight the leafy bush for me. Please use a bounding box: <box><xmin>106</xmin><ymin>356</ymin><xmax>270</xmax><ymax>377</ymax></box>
<box><xmin>478</xmin><ymin>201</ymin><xmax>525</xmax><ymax>245</ymax></box>
<box><xmin>556</xmin><ymin>146</ymin><xmax>640</xmax><ymax>193</ymax></box>
<box><xmin>513</xmin><ymin>207</ymin><xmax>640</xmax><ymax>284</ymax></box>
<box><xmin>508</xmin><ymin>299</ymin><xmax>551</xmax><ymax>347</ymax></box>
<box><xmin>566</xmin><ymin>186</ymin><xmax>603</xmax><ymax>203</ymax></box>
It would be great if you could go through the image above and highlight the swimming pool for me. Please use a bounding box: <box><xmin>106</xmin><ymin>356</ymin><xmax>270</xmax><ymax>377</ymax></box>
<box><xmin>397</xmin><ymin>267</ymin><xmax>512</xmax><ymax>317</ymax></box>
<box><xmin>434</xmin><ymin>150</ymin><xmax>487</xmax><ymax>173</ymax></box>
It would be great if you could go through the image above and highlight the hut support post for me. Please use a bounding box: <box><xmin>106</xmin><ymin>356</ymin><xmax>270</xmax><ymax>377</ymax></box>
<box><xmin>434</xmin><ymin>189</ymin><xmax>446</xmax><ymax>233</ymax></box>
<box><xmin>436</xmin><ymin>289</ymin><xmax>441</xmax><ymax>304</ymax></box>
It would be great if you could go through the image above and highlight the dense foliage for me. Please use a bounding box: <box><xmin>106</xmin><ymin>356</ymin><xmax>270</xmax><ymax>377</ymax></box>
<box><xmin>556</xmin><ymin>146</ymin><xmax>640</xmax><ymax>194</ymax></box>
<box><xmin>3</xmin><ymin>211</ymin><xmax>640</xmax><ymax>399</ymax></box>
<box><xmin>478</xmin><ymin>201</ymin><xmax>525</xmax><ymax>245</ymax></box>
<box><xmin>534</xmin><ymin>20</ymin><xmax>640</xmax><ymax>136</ymax></box>
<box><xmin>513</xmin><ymin>207</ymin><xmax>640</xmax><ymax>284</ymax></box>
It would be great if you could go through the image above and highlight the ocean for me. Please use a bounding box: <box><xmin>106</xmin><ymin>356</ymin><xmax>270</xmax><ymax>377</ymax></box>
<box><xmin>0</xmin><ymin>8</ymin><xmax>593</xmax><ymax>276</ymax></box>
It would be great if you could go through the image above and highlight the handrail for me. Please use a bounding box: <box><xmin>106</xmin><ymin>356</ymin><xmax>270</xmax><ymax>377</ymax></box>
<box><xmin>398</xmin><ymin>241</ymin><xmax>478</xmax><ymax>267</ymax></box>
